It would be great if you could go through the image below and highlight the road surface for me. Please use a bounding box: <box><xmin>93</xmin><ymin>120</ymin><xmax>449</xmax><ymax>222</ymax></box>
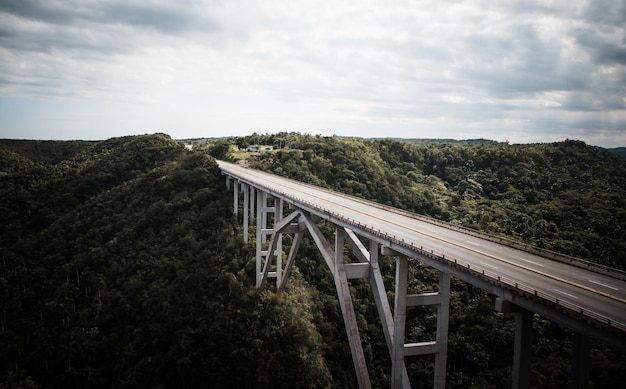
<box><xmin>218</xmin><ymin>160</ymin><xmax>626</xmax><ymax>332</ymax></box>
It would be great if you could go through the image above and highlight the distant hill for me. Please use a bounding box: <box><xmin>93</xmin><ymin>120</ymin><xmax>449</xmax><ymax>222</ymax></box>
<box><xmin>370</xmin><ymin>137</ymin><xmax>502</xmax><ymax>146</ymax></box>
<box><xmin>608</xmin><ymin>147</ymin><xmax>626</xmax><ymax>159</ymax></box>
<box><xmin>0</xmin><ymin>139</ymin><xmax>94</xmax><ymax>165</ymax></box>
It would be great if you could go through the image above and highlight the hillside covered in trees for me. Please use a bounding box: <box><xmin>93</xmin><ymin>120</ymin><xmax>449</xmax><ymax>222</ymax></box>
<box><xmin>206</xmin><ymin>133</ymin><xmax>626</xmax><ymax>270</ymax></box>
<box><xmin>2</xmin><ymin>133</ymin><xmax>625</xmax><ymax>388</ymax></box>
<box><xmin>1</xmin><ymin>135</ymin><xmax>333</xmax><ymax>388</ymax></box>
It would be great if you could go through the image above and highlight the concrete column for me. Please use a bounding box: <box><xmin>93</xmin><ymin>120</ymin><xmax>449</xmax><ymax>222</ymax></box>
<box><xmin>571</xmin><ymin>333</ymin><xmax>590</xmax><ymax>389</ymax></box>
<box><xmin>392</xmin><ymin>255</ymin><xmax>409</xmax><ymax>389</ymax></box>
<box><xmin>260</xmin><ymin>193</ymin><xmax>267</xmax><ymax>238</ymax></box>
<box><xmin>370</xmin><ymin>243</ymin><xmax>411</xmax><ymax>388</ymax></box>
<box><xmin>495</xmin><ymin>298</ymin><xmax>533</xmax><ymax>389</ymax></box>
<box><xmin>434</xmin><ymin>272</ymin><xmax>450</xmax><ymax>389</ymax></box>
<box><xmin>233</xmin><ymin>179</ymin><xmax>239</xmax><ymax>216</ymax></box>
<box><xmin>275</xmin><ymin>198</ymin><xmax>283</xmax><ymax>288</ymax></box>
<box><xmin>250</xmin><ymin>187</ymin><xmax>256</xmax><ymax>223</ymax></box>
<box><xmin>255</xmin><ymin>190</ymin><xmax>264</xmax><ymax>287</ymax></box>
<box><xmin>242</xmin><ymin>184</ymin><xmax>249</xmax><ymax>242</ymax></box>
<box><xmin>512</xmin><ymin>308</ymin><xmax>533</xmax><ymax>389</ymax></box>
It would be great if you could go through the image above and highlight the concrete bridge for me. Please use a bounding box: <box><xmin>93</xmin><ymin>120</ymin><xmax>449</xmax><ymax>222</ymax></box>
<box><xmin>218</xmin><ymin>160</ymin><xmax>626</xmax><ymax>389</ymax></box>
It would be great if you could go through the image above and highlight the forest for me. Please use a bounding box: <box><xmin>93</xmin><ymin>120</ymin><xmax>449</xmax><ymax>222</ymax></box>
<box><xmin>1</xmin><ymin>133</ymin><xmax>625</xmax><ymax>388</ymax></box>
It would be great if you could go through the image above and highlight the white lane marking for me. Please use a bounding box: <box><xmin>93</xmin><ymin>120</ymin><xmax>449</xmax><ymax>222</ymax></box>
<box><xmin>466</xmin><ymin>241</ymin><xmax>484</xmax><ymax>248</ymax></box>
<box><xmin>518</xmin><ymin>257</ymin><xmax>544</xmax><ymax>267</ymax></box>
<box><xmin>588</xmin><ymin>279</ymin><xmax>619</xmax><ymax>291</ymax></box>
<box><xmin>554</xmin><ymin>289</ymin><xmax>579</xmax><ymax>299</ymax></box>
<box><xmin>479</xmin><ymin>261</ymin><xmax>498</xmax><ymax>270</ymax></box>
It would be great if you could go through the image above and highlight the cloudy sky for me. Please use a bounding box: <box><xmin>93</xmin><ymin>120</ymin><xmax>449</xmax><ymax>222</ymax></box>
<box><xmin>1</xmin><ymin>0</ymin><xmax>625</xmax><ymax>146</ymax></box>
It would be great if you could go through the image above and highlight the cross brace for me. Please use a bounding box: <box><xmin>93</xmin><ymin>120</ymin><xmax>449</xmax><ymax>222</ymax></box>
<box><xmin>254</xmin><ymin>205</ymin><xmax>451</xmax><ymax>389</ymax></box>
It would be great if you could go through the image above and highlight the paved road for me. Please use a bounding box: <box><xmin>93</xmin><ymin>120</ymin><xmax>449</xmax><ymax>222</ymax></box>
<box><xmin>218</xmin><ymin>161</ymin><xmax>626</xmax><ymax>331</ymax></box>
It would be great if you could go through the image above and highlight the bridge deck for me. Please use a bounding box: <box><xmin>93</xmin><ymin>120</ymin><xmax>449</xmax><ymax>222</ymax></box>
<box><xmin>218</xmin><ymin>161</ymin><xmax>626</xmax><ymax>336</ymax></box>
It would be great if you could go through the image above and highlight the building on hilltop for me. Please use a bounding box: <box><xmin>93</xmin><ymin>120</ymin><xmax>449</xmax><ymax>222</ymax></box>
<box><xmin>246</xmin><ymin>145</ymin><xmax>273</xmax><ymax>152</ymax></box>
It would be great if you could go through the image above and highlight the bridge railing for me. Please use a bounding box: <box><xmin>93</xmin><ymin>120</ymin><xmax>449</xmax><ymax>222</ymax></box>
<box><xmin>309</xmin><ymin>183</ymin><xmax>626</xmax><ymax>281</ymax></box>
<box><xmin>343</xmin><ymin>213</ymin><xmax>626</xmax><ymax>334</ymax></box>
<box><xmin>225</xmin><ymin>173</ymin><xmax>626</xmax><ymax>334</ymax></box>
<box><xmin>347</xmin><ymin>212</ymin><xmax>626</xmax><ymax>334</ymax></box>
<box><xmin>392</xmin><ymin>207</ymin><xmax>626</xmax><ymax>281</ymax></box>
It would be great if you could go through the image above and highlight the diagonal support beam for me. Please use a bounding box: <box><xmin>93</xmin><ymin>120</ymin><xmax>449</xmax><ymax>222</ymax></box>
<box><xmin>370</xmin><ymin>242</ymin><xmax>412</xmax><ymax>388</ymax></box>
<box><xmin>335</xmin><ymin>228</ymin><xmax>372</xmax><ymax>389</ymax></box>
<box><xmin>301</xmin><ymin>213</ymin><xmax>335</xmax><ymax>274</ymax></box>
<box><xmin>259</xmin><ymin>210</ymin><xmax>303</xmax><ymax>290</ymax></box>
<box><xmin>297</xmin><ymin>219</ymin><xmax>373</xmax><ymax>387</ymax></box>
<box><xmin>345</xmin><ymin>228</ymin><xmax>370</xmax><ymax>263</ymax></box>
<box><xmin>345</xmin><ymin>230</ymin><xmax>412</xmax><ymax>387</ymax></box>
<box><xmin>278</xmin><ymin>229</ymin><xmax>305</xmax><ymax>292</ymax></box>
<box><xmin>345</xmin><ymin>231</ymin><xmax>413</xmax><ymax>386</ymax></box>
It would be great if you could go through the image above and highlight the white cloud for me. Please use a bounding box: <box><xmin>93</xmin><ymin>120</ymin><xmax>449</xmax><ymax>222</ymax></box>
<box><xmin>0</xmin><ymin>0</ymin><xmax>625</xmax><ymax>147</ymax></box>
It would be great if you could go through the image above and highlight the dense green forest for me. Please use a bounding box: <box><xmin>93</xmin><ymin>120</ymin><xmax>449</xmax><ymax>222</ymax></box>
<box><xmin>2</xmin><ymin>133</ymin><xmax>625</xmax><ymax>388</ymax></box>
<box><xmin>1</xmin><ymin>135</ymin><xmax>332</xmax><ymax>388</ymax></box>
<box><xmin>206</xmin><ymin>133</ymin><xmax>626</xmax><ymax>270</ymax></box>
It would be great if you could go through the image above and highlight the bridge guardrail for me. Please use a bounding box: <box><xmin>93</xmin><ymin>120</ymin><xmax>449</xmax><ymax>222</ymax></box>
<box><xmin>222</xmin><ymin>169</ymin><xmax>626</xmax><ymax>334</ymax></box>
<box><xmin>309</xmin><ymin>183</ymin><xmax>626</xmax><ymax>281</ymax></box>
<box><xmin>390</xmin><ymin>207</ymin><xmax>626</xmax><ymax>282</ymax></box>
<box><xmin>334</xmin><ymin>211</ymin><xmax>626</xmax><ymax>334</ymax></box>
<box><xmin>299</xmin><ymin>196</ymin><xmax>626</xmax><ymax>334</ymax></box>
<box><xmin>243</xmin><ymin>167</ymin><xmax>626</xmax><ymax>281</ymax></box>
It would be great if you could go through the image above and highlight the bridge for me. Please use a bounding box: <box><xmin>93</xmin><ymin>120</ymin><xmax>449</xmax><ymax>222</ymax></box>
<box><xmin>218</xmin><ymin>160</ymin><xmax>626</xmax><ymax>389</ymax></box>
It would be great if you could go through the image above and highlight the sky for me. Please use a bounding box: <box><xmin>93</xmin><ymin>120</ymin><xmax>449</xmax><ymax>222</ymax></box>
<box><xmin>0</xmin><ymin>0</ymin><xmax>625</xmax><ymax>147</ymax></box>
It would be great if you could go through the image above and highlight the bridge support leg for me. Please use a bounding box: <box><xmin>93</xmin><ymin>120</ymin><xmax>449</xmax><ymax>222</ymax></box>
<box><xmin>250</xmin><ymin>186</ymin><xmax>256</xmax><ymax>224</ymax></box>
<box><xmin>496</xmin><ymin>298</ymin><xmax>533</xmax><ymax>389</ymax></box>
<box><xmin>255</xmin><ymin>191</ymin><xmax>283</xmax><ymax>288</ymax></box>
<box><xmin>368</xmin><ymin>242</ymin><xmax>411</xmax><ymax>388</ymax></box>
<box><xmin>570</xmin><ymin>333</ymin><xmax>589</xmax><ymax>389</ymax></box>
<box><xmin>392</xmin><ymin>254</ymin><xmax>409</xmax><ymax>389</ymax></box>
<box><xmin>335</xmin><ymin>228</ymin><xmax>372</xmax><ymax>389</ymax></box>
<box><xmin>384</xmin><ymin>248</ymin><xmax>450</xmax><ymax>389</ymax></box>
<box><xmin>434</xmin><ymin>272</ymin><xmax>450</xmax><ymax>388</ymax></box>
<box><xmin>274</xmin><ymin>198</ymin><xmax>283</xmax><ymax>287</ymax></box>
<box><xmin>255</xmin><ymin>190</ymin><xmax>266</xmax><ymax>287</ymax></box>
<box><xmin>513</xmin><ymin>308</ymin><xmax>533</xmax><ymax>389</ymax></box>
<box><xmin>233</xmin><ymin>179</ymin><xmax>239</xmax><ymax>216</ymax></box>
<box><xmin>277</xmin><ymin>228</ymin><xmax>304</xmax><ymax>293</ymax></box>
<box><xmin>242</xmin><ymin>183</ymin><xmax>249</xmax><ymax>242</ymax></box>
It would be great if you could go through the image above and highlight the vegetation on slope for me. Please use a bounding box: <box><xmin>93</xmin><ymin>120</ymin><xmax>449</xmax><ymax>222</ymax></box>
<box><xmin>202</xmin><ymin>132</ymin><xmax>626</xmax><ymax>387</ymax></box>
<box><xmin>207</xmin><ymin>133</ymin><xmax>626</xmax><ymax>270</ymax></box>
<box><xmin>1</xmin><ymin>134</ymin><xmax>331</xmax><ymax>388</ymax></box>
<box><xmin>2</xmin><ymin>132</ymin><xmax>625</xmax><ymax>388</ymax></box>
